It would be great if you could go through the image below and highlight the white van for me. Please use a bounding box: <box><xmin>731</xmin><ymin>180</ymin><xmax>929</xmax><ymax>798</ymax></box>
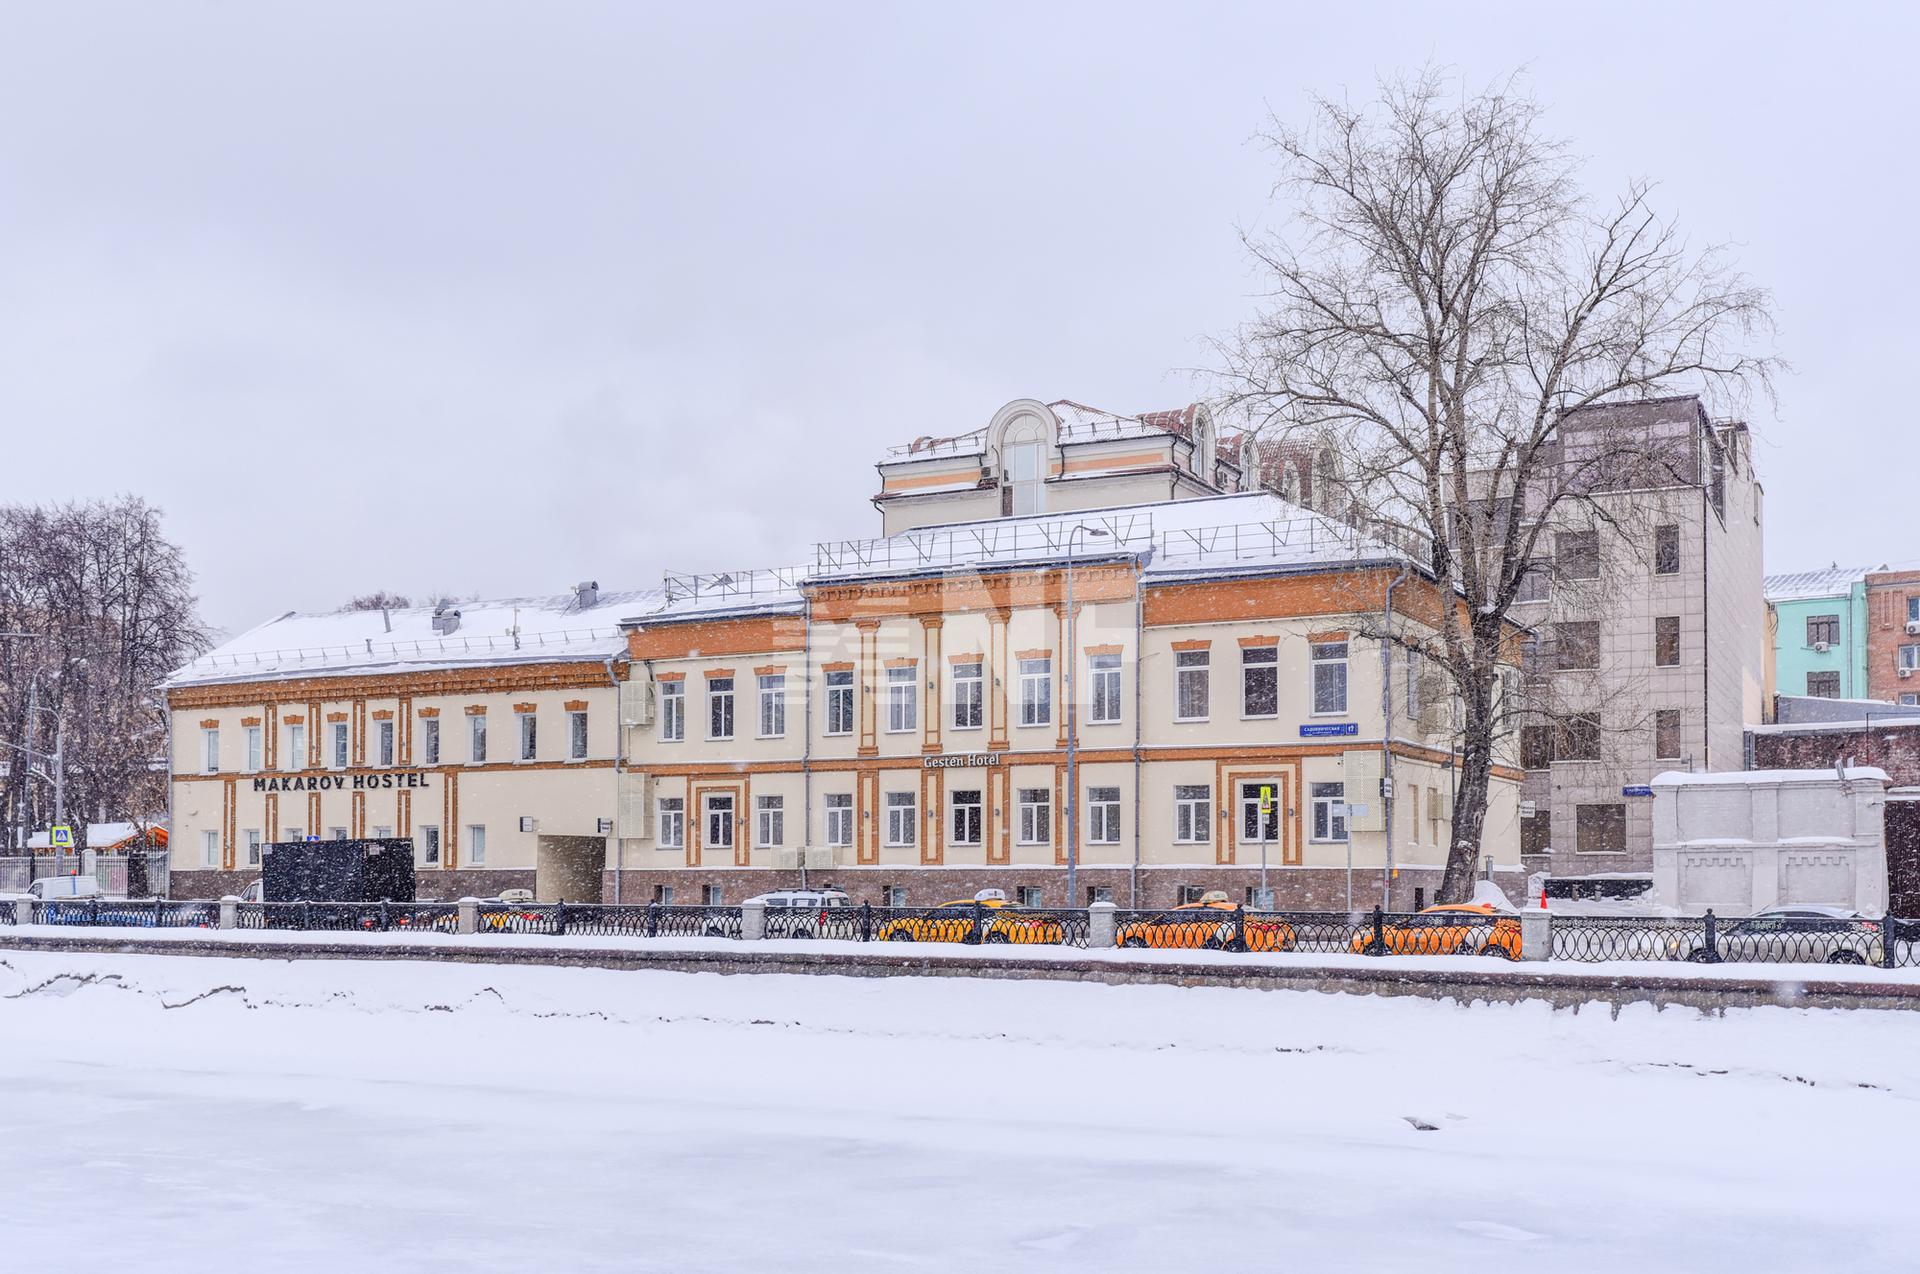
<box><xmin>28</xmin><ymin>876</ymin><xmax>103</xmax><ymax>901</ymax></box>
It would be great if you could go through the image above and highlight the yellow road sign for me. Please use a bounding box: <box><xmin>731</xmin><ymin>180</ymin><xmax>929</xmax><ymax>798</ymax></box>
<box><xmin>50</xmin><ymin>824</ymin><xmax>75</xmax><ymax>850</ymax></box>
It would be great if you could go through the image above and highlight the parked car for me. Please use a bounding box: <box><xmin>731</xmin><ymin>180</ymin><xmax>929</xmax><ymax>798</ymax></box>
<box><xmin>745</xmin><ymin>888</ymin><xmax>853</xmax><ymax>939</ymax></box>
<box><xmin>1673</xmin><ymin>905</ymin><xmax>1884</xmax><ymax>965</ymax></box>
<box><xmin>1349</xmin><ymin>903</ymin><xmax>1521</xmax><ymax>959</ymax></box>
<box><xmin>875</xmin><ymin>890</ymin><xmax>1012</xmax><ymax>943</ymax></box>
<box><xmin>27</xmin><ymin>875</ymin><xmax>103</xmax><ymax>901</ymax></box>
<box><xmin>1115</xmin><ymin>892</ymin><xmax>1296</xmax><ymax>952</ymax></box>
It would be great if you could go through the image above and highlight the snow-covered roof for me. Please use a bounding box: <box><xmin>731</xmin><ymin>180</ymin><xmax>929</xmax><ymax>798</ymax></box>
<box><xmin>26</xmin><ymin>821</ymin><xmax>165</xmax><ymax>850</ymax></box>
<box><xmin>1764</xmin><ymin>565</ymin><xmax>1879</xmax><ymax>602</ymax></box>
<box><xmin>1748</xmin><ymin>716</ymin><xmax>1920</xmax><ymax>735</ymax></box>
<box><xmin>1653</xmin><ymin>767</ymin><xmax>1890</xmax><ymax>787</ymax></box>
<box><xmin>168</xmin><ymin>589</ymin><xmax>657</xmax><ymax>689</ymax></box>
<box><xmin>884</xmin><ymin>399</ymin><xmax>1205</xmax><ymax>462</ymax></box>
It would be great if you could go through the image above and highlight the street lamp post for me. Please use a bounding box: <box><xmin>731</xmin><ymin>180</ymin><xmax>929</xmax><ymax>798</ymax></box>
<box><xmin>1063</xmin><ymin>524</ymin><xmax>1109</xmax><ymax>908</ymax></box>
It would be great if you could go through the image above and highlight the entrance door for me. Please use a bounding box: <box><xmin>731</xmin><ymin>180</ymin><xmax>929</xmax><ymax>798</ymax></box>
<box><xmin>1238</xmin><ymin>777</ymin><xmax>1292</xmax><ymax>864</ymax></box>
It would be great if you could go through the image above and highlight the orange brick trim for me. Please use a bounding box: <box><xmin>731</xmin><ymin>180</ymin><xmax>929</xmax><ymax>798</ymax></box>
<box><xmin>821</xmin><ymin>661</ymin><xmax>856</xmax><ymax>673</ymax></box>
<box><xmin>1014</xmin><ymin>648</ymin><xmax>1053</xmax><ymax>661</ymax></box>
<box><xmin>199</xmin><ymin>718</ymin><xmax>220</xmax><ymax>729</ymax></box>
<box><xmin>1171</xmin><ymin>639</ymin><xmax>1212</xmax><ymax>653</ymax></box>
<box><xmin>1083</xmin><ymin>643</ymin><xmax>1123</xmax><ymax>657</ymax></box>
<box><xmin>240</xmin><ymin>716</ymin><xmax>262</xmax><ymax>727</ymax></box>
<box><xmin>563</xmin><ymin>699</ymin><xmax>589</xmax><ymax>712</ymax></box>
<box><xmin>326</xmin><ymin>712</ymin><xmax>349</xmax><ymax>723</ymax></box>
<box><xmin>371</xmin><ymin>710</ymin><xmax>394</xmax><ymax>720</ymax></box>
<box><xmin>1238</xmin><ymin>635</ymin><xmax>1279</xmax><ymax>648</ymax></box>
<box><xmin>1307</xmin><ymin>630</ymin><xmax>1350</xmax><ymax>643</ymax></box>
<box><xmin>655</xmin><ymin>671</ymin><xmax>686</xmax><ymax>682</ymax></box>
<box><xmin>281</xmin><ymin>713</ymin><xmax>305</xmax><ymax>724</ymax></box>
<box><xmin>416</xmin><ymin>707</ymin><xmax>440</xmax><ymax>718</ymax></box>
<box><xmin>948</xmin><ymin>651</ymin><xmax>985</xmax><ymax>664</ymax></box>
<box><xmin>465</xmin><ymin>705</ymin><xmax>488</xmax><ymax>716</ymax></box>
<box><xmin>752</xmin><ymin>665</ymin><xmax>787</xmax><ymax>677</ymax></box>
<box><xmin>512</xmin><ymin>702</ymin><xmax>537</xmax><ymax>714</ymax></box>
<box><xmin>883</xmin><ymin>657</ymin><xmax>919</xmax><ymax>668</ymax></box>
<box><xmin>704</xmin><ymin>668</ymin><xmax>736</xmax><ymax>679</ymax></box>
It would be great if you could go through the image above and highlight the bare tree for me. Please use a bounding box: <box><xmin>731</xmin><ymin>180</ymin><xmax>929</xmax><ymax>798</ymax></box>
<box><xmin>341</xmin><ymin>591</ymin><xmax>413</xmax><ymax>612</ymax></box>
<box><xmin>1216</xmin><ymin>68</ymin><xmax>1777</xmax><ymax>900</ymax></box>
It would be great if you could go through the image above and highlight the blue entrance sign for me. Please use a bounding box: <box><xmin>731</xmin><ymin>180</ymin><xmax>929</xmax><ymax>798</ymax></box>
<box><xmin>1622</xmin><ymin>784</ymin><xmax>1653</xmax><ymax>797</ymax></box>
<box><xmin>1299</xmin><ymin>722</ymin><xmax>1359</xmax><ymax>738</ymax></box>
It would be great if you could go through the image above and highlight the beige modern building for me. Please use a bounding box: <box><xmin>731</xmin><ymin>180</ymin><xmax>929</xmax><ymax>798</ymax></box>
<box><xmin>163</xmin><ymin>585</ymin><xmax>642</xmax><ymax>901</ymax></box>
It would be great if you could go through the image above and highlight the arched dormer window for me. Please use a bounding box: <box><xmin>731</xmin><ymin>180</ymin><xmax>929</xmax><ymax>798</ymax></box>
<box><xmin>988</xmin><ymin>405</ymin><xmax>1054</xmax><ymax>518</ymax></box>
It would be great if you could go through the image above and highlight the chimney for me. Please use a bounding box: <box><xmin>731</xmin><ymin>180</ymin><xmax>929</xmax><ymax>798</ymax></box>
<box><xmin>574</xmin><ymin>580</ymin><xmax>600</xmax><ymax>609</ymax></box>
<box><xmin>432</xmin><ymin>601</ymin><xmax>461</xmax><ymax>636</ymax></box>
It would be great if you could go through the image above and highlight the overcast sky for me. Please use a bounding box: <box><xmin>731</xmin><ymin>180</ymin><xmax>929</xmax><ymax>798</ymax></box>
<box><xmin>2</xmin><ymin>2</ymin><xmax>1913</xmax><ymax>636</ymax></box>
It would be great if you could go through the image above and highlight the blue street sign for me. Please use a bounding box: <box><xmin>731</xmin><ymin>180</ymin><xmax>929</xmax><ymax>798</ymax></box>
<box><xmin>1299</xmin><ymin>722</ymin><xmax>1359</xmax><ymax>738</ymax></box>
<box><xmin>1622</xmin><ymin>784</ymin><xmax>1653</xmax><ymax>797</ymax></box>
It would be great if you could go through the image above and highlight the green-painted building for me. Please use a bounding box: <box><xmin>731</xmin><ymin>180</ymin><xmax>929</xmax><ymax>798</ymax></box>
<box><xmin>1765</xmin><ymin>565</ymin><xmax>1877</xmax><ymax>702</ymax></box>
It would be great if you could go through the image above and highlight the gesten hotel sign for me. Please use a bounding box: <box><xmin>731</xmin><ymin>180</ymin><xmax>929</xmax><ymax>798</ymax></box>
<box><xmin>251</xmin><ymin>771</ymin><xmax>434</xmax><ymax>792</ymax></box>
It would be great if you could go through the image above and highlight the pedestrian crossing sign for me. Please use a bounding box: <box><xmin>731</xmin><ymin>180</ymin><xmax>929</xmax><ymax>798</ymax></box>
<box><xmin>50</xmin><ymin>824</ymin><xmax>75</xmax><ymax>850</ymax></box>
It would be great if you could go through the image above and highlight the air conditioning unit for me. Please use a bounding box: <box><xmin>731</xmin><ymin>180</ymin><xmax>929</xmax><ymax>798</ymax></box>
<box><xmin>1907</xmin><ymin>621</ymin><xmax>1920</xmax><ymax>636</ymax></box>
<box><xmin>1812</xmin><ymin>641</ymin><xmax>1830</xmax><ymax>653</ymax></box>
<box><xmin>1902</xmin><ymin>668</ymin><xmax>1914</xmax><ymax>680</ymax></box>
<box><xmin>774</xmin><ymin>848</ymin><xmax>802</xmax><ymax>870</ymax></box>
<box><xmin>804</xmin><ymin>847</ymin><xmax>835</xmax><ymax>871</ymax></box>
<box><xmin>619</xmin><ymin>677</ymin><xmax>655</xmax><ymax>727</ymax></box>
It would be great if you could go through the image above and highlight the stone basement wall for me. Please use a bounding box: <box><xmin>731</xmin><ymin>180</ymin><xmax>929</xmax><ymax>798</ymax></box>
<box><xmin>170</xmin><ymin>867</ymin><xmax>535</xmax><ymax>902</ymax></box>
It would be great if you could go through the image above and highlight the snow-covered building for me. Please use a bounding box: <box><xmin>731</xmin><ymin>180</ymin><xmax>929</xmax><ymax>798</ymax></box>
<box><xmin>163</xmin><ymin>584</ymin><xmax>646</xmax><ymax>901</ymax></box>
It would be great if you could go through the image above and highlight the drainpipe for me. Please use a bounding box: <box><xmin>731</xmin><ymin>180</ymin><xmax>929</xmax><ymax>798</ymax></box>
<box><xmin>801</xmin><ymin>593</ymin><xmax>815</xmax><ymax>892</ymax></box>
<box><xmin>1130</xmin><ymin>560</ymin><xmax>1144</xmax><ymax>909</ymax></box>
<box><xmin>604</xmin><ymin>655</ymin><xmax>622</xmax><ymax>904</ymax></box>
<box><xmin>163</xmin><ymin>687</ymin><xmax>174</xmax><ymax>899</ymax></box>
<box><xmin>1380</xmin><ymin>564</ymin><xmax>1410</xmax><ymax>910</ymax></box>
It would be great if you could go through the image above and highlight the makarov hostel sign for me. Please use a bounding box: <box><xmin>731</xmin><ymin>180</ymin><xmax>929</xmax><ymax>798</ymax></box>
<box><xmin>251</xmin><ymin>771</ymin><xmax>433</xmax><ymax>793</ymax></box>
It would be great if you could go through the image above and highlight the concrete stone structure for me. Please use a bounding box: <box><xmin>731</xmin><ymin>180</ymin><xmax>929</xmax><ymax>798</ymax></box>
<box><xmin>1765</xmin><ymin>565</ymin><xmax>1873</xmax><ymax>703</ymax></box>
<box><xmin>1864</xmin><ymin>569</ymin><xmax>1920</xmax><ymax>704</ymax></box>
<box><xmin>1651</xmin><ymin>767</ymin><xmax>1888</xmax><ymax>915</ymax></box>
<box><xmin>1502</xmin><ymin>395</ymin><xmax>1766</xmax><ymax>879</ymax></box>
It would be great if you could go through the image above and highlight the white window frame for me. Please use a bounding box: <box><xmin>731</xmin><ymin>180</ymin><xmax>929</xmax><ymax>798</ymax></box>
<box><xmin>244</xmin><ymin>726</ymin><xmax>262</xmax><ymax>773</ymax></box>
<box><xmin>420</xmin><ymin>824</ymin><xmax>441</xmax><ymax>865</ymax></box>
<box><xmin>660</xmin><ymin>681</ymin><xmax>685</xmax><ymax>742</ymax></box>
<box><xmin>377</xmin><ymin>719</ymin><xmax>394</xmax><ymax>767</ymax></box>
<box><xmin>1017</xmin><ymin>788</ymin><xmax>1051</xmax><ymax>846</ymax></box>
<box><xmin>244</xmin><ymin>828</ymin><xmax>262</xmax><ymax>866</ymax></box>
<box><xmin>421</xmin><ymin>718</ymin><xmax>439</xmax><ymax>766</ymax></box>
<box><xmin>1241</xmin><ymin>646</ymin><xmax>1278</xmax><ymax>719</ymax></box>
<box><xmin>884</xmin><ymin>790</ymin><xmax>917</xmax><ymax>847</ymax></box>
<box><xmin>1088</xmin><ymin>786</ymin><xmax>1120</xmax><ymax>844</ymax></box>
<box><xmin>1016</xmin><ymin>885</ymin><xmax>1043</xmax><ymax>908</ymax></box>
<box><xmin>1310</xmin><ymin>781</ymin><xmax>1348</xmax><ymax>843</ymax></box>
<box><xmin>757</xmin><ymin>675</ymin><xmax>786</xmax><ymax>738</ymax></box>
<box><xmin>950</xmin><ymin>789</ymin><xmax>983</xmax><ymax>845</ymax></box>
<box><xmin>467</xmin><ymin>823</ymin><xmax>487</xmax><ymax>865</ymax></box>
<box><xmin>1173</xmin><ymin>784</ymin><xmax>1211</xmax><ymax>844</ymax></box>
<box><xmin>824</xmin><ymin>793</ymin><xmax>853</xmax><ymax>848</ymax></box>
<box><xmin>1018</xmin><ymin>657</ymin><xmax>1052</xmax><ymax>727</ymax></box>
<box><xmin>1903</xmin><ymin>693</ymin><xmax>1920</xmax><ymax>708</ymax></box>
<box><xmin>1901</xmin><ymin>644</ymin><xmax>1920</xmax><ymax>672</ymax></box>
<box><xmin>702</xmin><ymin>884</ymin><xmax>724</xmax><ymax>906</ymax></box>
<box><xmin>1909</xmin><ymin>596</ymin><xmax>1920</xmax><ymax>624</ymax></box>
<box><xmin>707</xmin><ymin>677</ymin><xmax>735</xmax><ymax>741</ymax></box>
<box><xmin>330</xmin><ymin>722</ymin><xmax>349</xmax><ymax>769</ymax></box>
<box><xmin>886</xmin><ymin>665</ymin><xmax>917</xmax><ymax>734</ymax></box>
<box><xmin>287</xmin><ymin>722</ymin><xmax>306</xmax><ymax>769</ymax></box>
<box><xmin>468</xmin><ymin>713</ymin><xmax>487</xmax><ymax>764</ymax></box>
<box><xmin>202</xmin><ymin>727</ymin><xmax>220</xmax><ymax>774</ymax></box>
<box><xmin>329</xmin><ymin>827</ymin><xmax>348</xmax><ymax>841</ymax></box>
<box><xmin>1088</xmin><ymin>653</ymin><xmax>1122</xmax><ymax>724</ymax></box>
<box><xmin>755</xmin><ymin>794</ymin><xmax>785</xmax><ymax>847</ymax></box>
<box><xmin>1310</xmin><ymin>641</ymin><xmax>1349</xmax><ymax>716</ymax></box>
<box><xmin>1174</xmin><ymin>649</ymin><xmax>1209</xmax><ymax>722</ymax></box>
<box><xmin>517</xmin><ymin>712</ymin><xmax>537</xmax><ymax>762</ymax></box>
<box><xmin>824</xmin><ymin>670</ymin><xmax>854</xmax><ymax>736</ymax></box>
<box><xmin>951</xmin><ymin>661</ymin><xmax>983</xmax><ymax>731</ymax></box>
<box><xmin>657</xmin><ymin>797</ymin><xmax>685</xmax><ymax>848</ymax></box>
<box><xmin>704</xmin><ymin>793</ymin><xmax>735</xmax><ymax>849</ymax></box>
<box><xmin>202</xmin><ymin>829</ymin><xmax>219</xmax><ymax>866</ymax></box>
<box><xmin>568</xmin><ymin>710</ymin><xmax>589</xmax><ymax>760</ymax></box>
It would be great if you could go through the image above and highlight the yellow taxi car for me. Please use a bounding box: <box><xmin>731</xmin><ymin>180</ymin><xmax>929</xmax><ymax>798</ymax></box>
<box><xmin>1115</xmin><ymin>891</ymin><xmax>1296</xmax><ymax>952</ymax></box>
<box><xmin>1349</xmin><ymin>902</ymin><xmax>1521</xmax><ymax>959</ymax></box>
<box><xmin>875</xmin><ymin>890</ymin><xmax>1007</xmax><ymax>943</ymax></box>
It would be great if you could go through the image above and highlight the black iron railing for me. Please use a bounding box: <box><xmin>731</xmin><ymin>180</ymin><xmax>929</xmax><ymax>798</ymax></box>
<box><xmin>32</xmin><ymin>898</ymin><xmax>218</xmax><ymax>928</ymax></box>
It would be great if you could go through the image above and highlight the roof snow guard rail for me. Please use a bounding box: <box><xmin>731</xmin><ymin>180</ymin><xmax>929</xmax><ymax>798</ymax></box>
<box><xmin>1154</xmin><ymin>515</ymin><xmax>1420</xmax><ymax>566</ymax></box>
<box><xmin>661</xmin><ymin>566</ymin><xmax>804</xmax><ymax>605</ymax></box>
<box><xmin>813</xmin><ymin>513</ymin><xmax>1157</xmax><ymax>576</ymax></box>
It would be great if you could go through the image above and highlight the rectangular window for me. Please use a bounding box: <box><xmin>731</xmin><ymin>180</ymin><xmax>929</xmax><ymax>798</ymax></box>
<box><xmin>757</xmin><ymin>674</ymin><xmax>786</xmax><ymax>738</ymax></box>
<box><xmin>1521</xmin><ymin>814</ymin><xmax>1550</xmax><ymax>855</ymax></box>
<box><xmin>244</xmin><ymin>726</ymin><xmax>262</xmax><ymax>772</ymax></box>
<box><xmin>283</xmin><ymin>826</ymin><xmax>304</xmax><ymax>842</ymax></box>
<box><xmin>202</xmin><ymin>829</ymin><xmax>219</xmax><ymax>866</ymax></box>
<box><xmin>1404</xmin><ymin>652</ymin><xmax>1422</xmax><ymax>720</ymax></box>
<box><xmin>1654</xmin><ymin>524</ymin><xmax>1680</xmax><ymax>575</ymax></box>
<box><xmin>1521</xmin><ymin>725</ymin><xmax>1556</xmax><ymax>770</ymax></box>
<box><xmin>653</xmin><ymin>885</ymin><xmax>676</xmax><ymax>905</ymax></box>
<box><xmin>1516</xmin><ymin>563</ymin><xmax>1550</xmax><ymax>602</ymax></box>
<box><xmin>1310</xmin><ymin>781</ymin><xmax>1348</xmax><ymax>843</ymax></box>
<box><xmin>1174</xmin><ymin>785</ymin><xmax>1211</xmax><ymax>843</ymax></box>
<box><xmin>517</xmin><ymin>712</ymin><xmax>537</xmax><ymax>761</ymax></box>
<box><xmin>466</xmin><ymin>824</ymin><xmax>486</xmax><ymax>865</ymax></box>
<box><xmin>419</xmin><ymin>825</ymin><xmax>441</xmax><ymax>865</ymax></box>
<box><xmin>1806</xmin><ymin>615</ymin><xmax>1839</xmax><ymax>647</ymax></box>
<box><xmin>1555</xmin><ymin>622</ymin><xmax>1601</xmax><ymax>671</ymax></box>
<box><xmin>1654</xmin><ymin>616</ymin><xmax>1681</xmax><ymax>668</ymax></box>
<box><xmin>288</xmin><ymin>723</ymin><xmax>305</xmax><ymax>769</ymax></box>
<box><xmin>660</xmin><ymin>681</ymin><xmax>685</xmax><ymax>742</ymax></box>
<box><xmin>1241</xmin><ymin>645</ymin><xmax>1278</xmax><ymax>717</ymax></box>
<box><xmin>657</xmin><ymin>797</ymin><xmax>685</xmax><ymax>848</ymax></box>
<box><xmin>1311</xmin><ymin>641</ymin><xmax>1348</xmax><ymax>715</ymax></box>
<box><xmin>824</xmin><ymin>793</ymin><xmax>852</xmax><ymax>848</ymax></box>
<box><xmin>950</xmin><ymin>789</ymin><xmax>983</xmax><ymax>845</ymax></box>
<box><xmin>700</xmin><ymin>884</ymin><xmax>722</xmax><ymax>906</ymax></box>
<box><xmin>468</xmin><ymin>713</ymin><xmax>487</xmax><ymax>763</ymax></box>
<box><xmin>755</xmin><ymin>795</ymin><xmax>784</xmax><ymax>847</ymax></box>
<box><xmin>421</xmin><ymin>718</ymin><xmax>439</xmax><ymax>765</ymax></box>
<box><xmin>1018</xmin><ymin>657</ymin><xmax>1052</xmax><ymax>726</ymax></box>
<box><xmin>376</xmin><ymin>719</ymin><xmax>394</xmax><ymax>766</ymax></box>
<box><xmin>708</xmin><ymin>677</ymin><xmax>735</xmax><ymax>740</ymax></box>
<box><xmin>202</xmin><ymin>728</ymin><xmax>220</xmax><ymax>774</ymax></box>
<box><xmin>884</xmin><ymin>790</ymin><xmax>916</xmax><ymax>847</ymax></box>
<box><xmin>372</xmin><ymin>826</ymin><xmax>392</xmax><ymax>839</ymax></box>
<box><xmin>245</xmin><ymin>828</ymin><xmax>262</xmax><ymax>866</ymax></box>
<box><xmin>1017</xmin><ymin>788</ymin><xmax>1052</xmax><ymax>845</ymax></box>
<box><xmin>886</xmin><ymin>666</ymin><xmax>917</xmax><ymax>734</ymax></box>
<box><xmin>1089</xmin><ymin>653</ymin><xmax>1122</xmax><ymax>724</ymax></box>
<box><xmin>1087</xmin><ymin>885</ymin><xmax>1114</xmax><ymax>905</ymax></box>
<box><xmin>1559</xmin><ymin>712</ymin><xmax>1602</xmax><ymax>761</ymax></box>
<box><xmin>1088</xmin><ymin>786</ymin><xmax>1121</xmax><ymax>844</ymax></box>
<box><xmin>1901</xmin><ymin>645</ymin><xmax>1920</xmax><ymax>672</ymax></box>
<box><xmin>1806</xmin><ymin>671</ymin><xmax>1841</xmax><ymax>698</ymax></box>
<box><xmin>1174</xmin><ymin>649</ymin><xmax>1209</xmax><ymax>720</ymax></box>
<box><xmin>1557</xmin><ymin>529</ymin><xmax>1600</xmax><ymax>581</ymax></box>
<box><xmin>331</xmin><ymin>722</ymin><xmax>349</xmax><ymax>768</ymax></box>
<box><xmin>1576</xmin><ymin>803</ymin><xmax>1626</xmax><ymax>853</ymax></box>
<box><xmin>327</xmin><ymin>826</ymin><xmax>348</xmax><ymax>841</ymax></box>
<box><xmin>1902</xmin><ymin>694</ymin><xmax>1920</xmax><ymax>708</ymax></box>
<box><xmin>1017</xmin><ymin>885</ymin><xmax>1043</xmax><ymax>908</ymax></box>
<box><xmin>1909</xmin><ymin>596</ymin><xmax>1920</xmax><ymax>624</ymax></box>
<box><xmin>568</xmin><ymin>710</ymin><xmax>589</xmax><ymax>759</ymax></box>
<box><xmin>1655</xmin><ymin>708</ymin><xmax>1682</xmax><ymax>760</ymax></box>
<box><xmin>704</xmin><ymin>794</ymin><xmax>735</xmax><ymax>849</ymax></box>
<box><xmin>951</xmin><ymin>661</ymin><xmax>983</xmax><ymax>730</ymax></box>
<box><xmin>1240</xmin><ymin>781</ymin><xmax>1282</xmax><ymax>842</ymax></box>
<box><xmin>883</xmin><ymin>884</ymin><xmax>907</xmax><ymax>908</ymax></box>
<box><xmin>825</xmin><ymin>670</ymin><xmax>854</xmax><ymax>736</ymax></box>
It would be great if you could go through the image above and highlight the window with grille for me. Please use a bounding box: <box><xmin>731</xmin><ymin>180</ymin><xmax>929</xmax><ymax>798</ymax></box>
<box><xmin>1806</xmin><ymin>615</ymin><xmax>1839</xmax><ymax>647</ymax></box>
<box><xmin>1806</xmin><ymin>671</ymin><xmax>1840</xmax><ymax>698</ymax></box>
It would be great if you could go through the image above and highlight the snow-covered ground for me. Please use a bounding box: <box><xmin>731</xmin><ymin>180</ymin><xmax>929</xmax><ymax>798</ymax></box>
<box><xmin>1</xmin><ymin>951</ymin><xmax>1915</xmax><ymax>1272</ymax></box>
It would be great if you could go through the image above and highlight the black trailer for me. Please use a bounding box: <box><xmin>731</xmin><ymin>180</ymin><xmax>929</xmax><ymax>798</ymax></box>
<box><xmin>261</xmin><ymin>838</ymin><xmax>416</xmax><ymax>904</ymax></box>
